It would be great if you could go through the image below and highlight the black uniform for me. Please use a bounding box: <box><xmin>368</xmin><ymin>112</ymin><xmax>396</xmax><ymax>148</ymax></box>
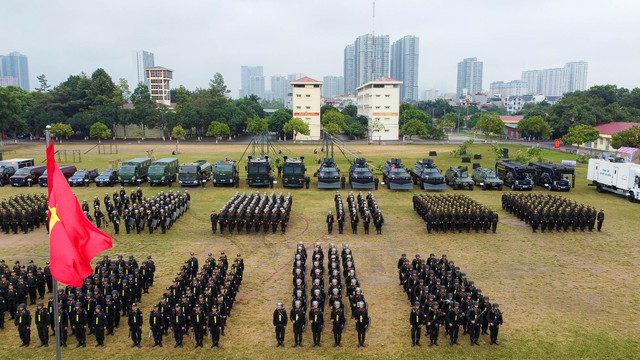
<box><xmin>410</xmin><ymin>307</ymin><xmax>423</xmax><ymax>346</ymax></box>
<box><xmin>326</xmin><ymin>213</ymin><xmax>334</xmax><ymax>234</ymax></box>
<box><xmin>93</xmin><ymin>310</ymin><xmax>107</xmax><ymax>346</ymax></box>
<box><xmin>290</xmin><ymin>307</ymin><xmax>305</xmax><ymax>347</ymax></box>
<box><xmin>149</xmin><ymin>308</ymin><xmax>164</xmax><ymax>347</ymax></box>
<box><xmin>128</xmin><ymin>307</ymin><xmax>143</xmax><ymax>347</ymax></box>
<box><xmin>34</xmin><ymin>307</ymin><xmax>50</xmax><ymax>347</ymax></box>
<box><xmin>355</xmin><ymin>307</ymin><xmax>369</xmax><ymax>347</ymax></box>
<box><xmin>209</xmin><ymin>309</ymin><xmax>223</xmax><ymax>348</ymax></box>
<box><xmin>272</xmin><ymin>307</ymin><xmax>287</xmax><ymax>347</ymax></box>
<box><xmin>309</xmin><ymin>307</ymin><xmax>324</xmax><ymax>346</ymax></box>
<box><xmin>15</xmin><ymin>307</ymin><xmax>31</xmax><ymax>347</ymax></box>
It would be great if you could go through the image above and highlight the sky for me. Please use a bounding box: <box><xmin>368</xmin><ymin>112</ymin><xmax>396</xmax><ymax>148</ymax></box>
<box><xmin>2</xmin><ymin>0</ymin><xmax>639</xmax><ymax>97</ymax></box>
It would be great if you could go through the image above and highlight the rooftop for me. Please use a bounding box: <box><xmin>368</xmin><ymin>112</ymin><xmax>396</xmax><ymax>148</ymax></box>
<box><xmin>594</xmin><ymin>122</ymin><xmax>640</xmax><ymax>135</ymax></box>
<box><xmin>291</xmin><ymin>76</ymin><xmax>321</xmax><ymax>83</ymax></box>
<box><xmin>499</xmin><ymin>115</ymin><xmax>524</xmax><ymax>123</ymax></box>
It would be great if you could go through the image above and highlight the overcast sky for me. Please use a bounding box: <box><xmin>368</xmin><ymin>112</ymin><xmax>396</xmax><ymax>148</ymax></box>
<box><xmin>3</xmin><ymin>0</ymin><xmax>639</xmax><ymax>97</ymax></box>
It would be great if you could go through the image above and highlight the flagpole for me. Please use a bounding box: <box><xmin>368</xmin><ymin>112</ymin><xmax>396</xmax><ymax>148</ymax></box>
<box><xmin>46</xmin><ymin>125</ymin><xmax>63</xmax><ymax>360</ymax></box>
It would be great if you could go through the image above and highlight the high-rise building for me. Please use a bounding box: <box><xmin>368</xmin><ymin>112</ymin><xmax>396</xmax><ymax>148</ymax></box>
<box><xmin>270</xmin><ymin>75</ymin><xmax>288</xmax><ymax>102</ymax></box>
<box><xmin>391</xmin><ymin>35</ymin><xmax>419</xmax><ymax>102</ymax></box>
<box><xmin>322</xmin><ymin>75</ymin><xmax>344</xmax><ymax>99</ymax></box>
<box><xmin>343</xmin><ymin>45</ymin><xmax>356</xmax><ymax>95</ymax></box>
<box><xmin>344</xmin><ymin>34</ymin><xmax>390</xmax><ymax>95</ymax></box>
<box><xmin>521</xmin><ymin>70</ymin><xmax>542</xmax><ymax>95</ymax></box>
<box><xmin>489</xmin><ymin>80</ymin><xmax>529</xmax><ymax>98</ymax></box>
<box><xmin>565</xmin><ymin>61</ymin><xmax>588</xmax><ymax>92</ymax></box>
<box><xmin>540</xmin><ymin>68</ymin><xmax>569</xmax><ymax>97</ymax></box>
<box><xmin>291</xmin><ymin>77</ymin><xmax>322</xmax><ymax>141</ymax></box>
<box><xmin>357</xmin><ymin>77</ymin><xmax>402</xmax><ymax>141</ymax></box>
<box><xmin>240</xmin><ymin>66</ymin><xmax>265</xmax><ymax>99</ymax></box>
<box><xmin>136</xmin><ymin>51</ymin><xmax>155</xmax><ymax>87</ymax></box>
<box><xmin>1</xmin><ymin>52</ymin><xmax>30</xmax><ymax>91</ymax></box>
<box><xmin>456</xmin><ymin>57</ymin><xmax>483</xmax><ymax>98</ymax></box>
<box><xmin>145</xmin><ymin>67</ymin><xmax>173</xmax><ymax>106</ymax></box>
<box><xmin>423</xmin><ymin>89</ymin><xmax>439</xmax><ymax>101</ymax></box>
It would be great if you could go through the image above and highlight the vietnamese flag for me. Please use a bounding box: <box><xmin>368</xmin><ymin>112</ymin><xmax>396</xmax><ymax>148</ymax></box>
<box><xmin>46</xmin><ymin>142</ymin><xmax>112</xmax><ymax>286</ymax></box>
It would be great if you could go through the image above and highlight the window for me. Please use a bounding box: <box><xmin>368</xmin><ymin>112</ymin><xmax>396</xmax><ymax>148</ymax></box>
<box><xmin>306</xmin><ymin>94</ymin><xmax>310</xmax><ymax>97</ymax></box>
<box><xmin>385</xmin><ymin>94</ymin><xmax>390</xmax><ymax>97</ymax></box>
<box><xmin>306</xmin><ymin>106</ymin><xmax>311</xmax><ymax>109</ymax></box>
<box><xmin>296</xmin><ymin>94</ymin><xmax>301</xmax><ymax>97</ymax></box>
<box><xmin>599</xmin><ymin>138</ymin><xmax>603</xmax><ymax>145</ymax></box>
<box><xmin>296</xmin><ymin>106</ymin><xmax>301</xmax><ymax>109</ymax></box>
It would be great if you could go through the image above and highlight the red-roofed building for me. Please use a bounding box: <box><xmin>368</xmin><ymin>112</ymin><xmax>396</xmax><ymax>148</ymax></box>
<box><xmin>584</xmin><ymin>122</ymin><xmax>640</xmax><ymax>151</ymax></box>
<box><xmin>500</xmin><ymin>115</ymin><xmax>524</xmax><ymax>139</ymax></box>
<box><xmin>290</xmin><ymin>77</ymin><xmax>323</xmax><ymax>140</ymax></box>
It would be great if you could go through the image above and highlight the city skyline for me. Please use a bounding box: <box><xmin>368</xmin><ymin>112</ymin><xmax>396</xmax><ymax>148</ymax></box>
<box><xmin>2</xmin><ymin>1</ymin><xmax>639</xmax><ymax>97</ymax></box>
<box><xmin>1</xmin><ymin>51</ymin><xmax>30</xmax><ymax>91</ymax></box>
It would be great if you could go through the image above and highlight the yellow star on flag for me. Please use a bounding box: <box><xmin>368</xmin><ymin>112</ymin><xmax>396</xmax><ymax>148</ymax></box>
<box><xmin>48</xmin><ymin>205</ymin><xmax>61</xmax><ymax>233</ymax></box>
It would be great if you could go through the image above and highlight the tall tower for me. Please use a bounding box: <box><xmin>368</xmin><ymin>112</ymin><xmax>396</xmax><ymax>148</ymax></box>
<box><xmin>240</xmin><ymin>66</ymin><xmax>265</xmax><ymax>99</ymax></box>
<box><xmin>1</xmin><ymin>52</ymin><xmax>30</xmax><ymax>91</ymax></box>
<box><xmin>565</xmin><ymin>61</ymin><xmax>588</xmax><ymax>92</ymax></box>
<box><xmin>391</xmin><ymin>35</ymin><xmax>419</xmax><ymax>102</ymax></box>
<box><xmin>343</xmin><ymin>44</ymin><xmax>356</xmax><ymax>95</ymax></box>
<box><xmin>136</xmin><ymin>51</ymin><xmax>155</xmax><ymax>87</ymax></box>
<box><xmin>145</xmin><ymin>67</ymin><xmax>173</xmax><ymax>106</ymax></box>
<box><xmin>456</xmin><ymin>57</ymin><xmax>483</xmax><ymax>98</ymax></box>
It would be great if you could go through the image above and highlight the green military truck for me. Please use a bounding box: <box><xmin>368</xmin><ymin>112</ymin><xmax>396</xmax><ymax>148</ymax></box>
<box><xmin>178</xmin><ymin>160</ymin><xmax>212</xmax><ymax>187</ymax></box>
<box><xmin>282</xmin><ymin>156</ymin><xmax>306</xmax><ymax>188</ymax></box>
<box><xmin>246</xmin><ymin>155</ymin><xmax>274</xmax><ymax>188</ymax></box>
<box><xmin>147</xmin><ymin>157</ymin><xmax>179</xmax><ymax>186</ymax></box>
<box><xmin>213</xmin><ymin>159</ymin><xmax>239</xmax><ymax>187</ymax></box>
<box><xmin>118</xmin><ymin>157</ymin><xmax>152</xmax><ymax>185</ymax></box>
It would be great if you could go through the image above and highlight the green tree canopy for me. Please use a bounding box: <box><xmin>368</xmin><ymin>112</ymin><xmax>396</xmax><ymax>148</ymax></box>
<box><xmin>561</xmin><ymin>124</ymin><xmax>600</xmax><ymax>150</ymax></box>
<box><xmin>171</xmin><ymin>125</ymin><xmax>187</xmax><ymax>140</ymax></box>
<box><xmin>517</xmin><ymin>115</ymin><xmax>553</xmax><ymax>140</ymax></box>
<box><xmin>283</xmin><ymin>117</ymin><xmax>310</xmax><ymax>140</ymax></box>
<box><xmin>342</xmin><ymin>104</ymin><xmax>358</xmax><ymax>118</ymax></box>
<box><xmin>323</xmin><ymin>122</ymin><xmax>342</xmax><ymax>136</ymax></box>
<box><xmin>611</xmin><ymin>125</ymin><xmax>640</xmax><ymax>149</ymax></box>
<box><xmin>321</xmin><ymin>110</ymin><xmax>347</xmax><ymax>130</ymax></box>
<box><xmin>50</xmin><ymin>122</ymin><xmax>74</xmax><ymax>138</ymax></box>
<box><xmin>246</xmin><ymin>116</ymin><xmax>269</xmax><ymax>135</ymax></box>
<box><xmin>474</xmin><ymin>113</ymin><xmax>505</xmax><ymax>138</ymax></box>
<box><xmin>206</xmin><ymin>121</ymin><xmax>230</xmax><ymax>141</ymax></box>
<box><xmin>439</xmin><ymin>112</ymin><xmax>458</xmax><ymax>131</ymax></box>
<box><xmin>401</xmin><ymin>119</ymin><xmax>427</xmax><ymax>140</ymax></box>
<box><xmin>269</xmin><ymin>108</ymin><xmax>293</xmax><ymax>135</ymax></box>
<box><xmin>89</xmin><ymin>121</ymin><xmax>111</xmax><ymax>140</ymax></box>
<box><xmin>344</xmin><ymin>118</ymin><xmax>366</xmax><ymax>139</ymax></box>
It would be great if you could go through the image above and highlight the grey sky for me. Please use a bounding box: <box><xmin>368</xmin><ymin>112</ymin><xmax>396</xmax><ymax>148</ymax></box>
<box><xmin>3</xmin><ymin>0</ymin><xmax>639</xmax><ymax>96</ymax></box>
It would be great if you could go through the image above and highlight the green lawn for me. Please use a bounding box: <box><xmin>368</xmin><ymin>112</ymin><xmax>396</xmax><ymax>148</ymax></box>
<box><xmin>0</xmin><ymin>141</ymin><xmax>638</xmax><ymax>360</ymax></box>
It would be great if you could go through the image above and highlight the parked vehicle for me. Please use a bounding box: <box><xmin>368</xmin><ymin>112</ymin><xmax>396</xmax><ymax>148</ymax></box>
<box><xmin>587</xmin><ymin>158</ymin><xmax>640</xmax><ymax>202</ymax></box>
<box><xmin>471</xmin><ymin>167</ymin><xmax>503</xmax><ymax>190</ymax></box>
<box><xmin>148</xmin><ymin>158</ymin><xmax>179</xmax><ymax>186</ymax></box>
<box><xmin>349</xmin><ymin>158</ymin><xmax>375</xmax><ymax>190</ymax></box>
<box><xmin>39</xmin><ymin>165</ymin><xmax>77</xmax><ymax>187</ymax></box>
<box><xmin>0</xmin><ymin>158</ymin><xmax>34</xmax><ymax>186</ymax></box>
<box><xmin>246</xmin><ymin>155</ymin><xmax>274</xmax><ymax>188</ymax></box>
<box><xmin>10</xmin><ymin>165</ymin><xmax>47</xmax><ymax>187</ymax></box>
<box><xmin>211</xmin><ymin>159</ymin><xmax>237</xmax><ymax>187</ymax></box>
<box><xmin>382</xmin><ymin>158</ymin><xmax>413</xmax><ymax>190</ymax></box>
<box><xmin>118</xmin><ymin>157</ymin><xmax>152</xmax><ymax>185</ymax></box>
<box><xmin>410</xmin><ymin>158</ymin><xmax>447</xmax><ymax>191</ymax></box>
<box><xmin>68</xmin><ymin>169</ymin><xmax>99</xmax><ymax>187</ymax></box>
<box><xmin>95</xmin><ymin>169</ymin><xmax>119</xmax><ymax>187</ymax></box>
<box><xmin>282</xmin><ymin>156</ymin><xmax>306</xmax><ymax>188</ymax></box>
<box><xmin>180</xmin><ymin>160</ymin><xmax>213</xmax><ymax>187</ymax></box>
<box><xmin>316</xmin><ymin>158</ymin><xmax>341</xmax><ymax>189</ymax></box>
<box><xmin>495</xmin><ymin>161</ymin><xmax>535</xmax><ymax>191</ymax></box>
<box><xmin>445</xmin><ymin>166</ymin><xmax>475</xmax><ymax>190</ymax></box>
<box><xmin>529</xmin><ymin>162</ymin><xmax>575</xmax><ymax>191</ymax></box>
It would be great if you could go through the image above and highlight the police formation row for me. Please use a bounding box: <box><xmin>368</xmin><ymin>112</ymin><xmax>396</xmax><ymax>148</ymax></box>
<box><xmin>398</xmin><ymin>253</ymin><xmax>503</xmax><ymax>346</ymax></box>
<box><xmin>413</xmin><ymin>194</ymin><xmax>498</xmax><ymax>234</ymax></box>
<box><xmin>327</xmin><ymin>191</ymin><xmax>384</xmax><ymax>235</ymax></box>
<box><xmin>1</xmin><ymin>194</ymin><xmax>48</xmax><ymax>234</ymax></box>
<box><xmin>210</xmin><ymin>191</ymin><xmax>292</xmax><ymax>234</ymax></box>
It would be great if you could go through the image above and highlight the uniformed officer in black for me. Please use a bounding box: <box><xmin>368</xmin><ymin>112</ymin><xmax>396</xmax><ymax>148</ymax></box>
<box><xmin>71</xmin><ymin>301</ymin><xmax>87</xmax><ymax>347</ymax></box>
<box><xmin>447</xmin><ymin>301</ymin><xmax>462</xmax><ymax>345</ymax></box>
<box><xmin>150</xmin><ymin>304</ymin><xmax>164</xmax><ymax>347</ymax></box>
<box><xmin>34</xmin><ymin>302</ymin><xmax>49</xmax><ymax>347</ymax></box>
<box><xmin>466</xmin><ymin>301</ymin><xmax>482</xmax><ymax>346</ymax></box>
<box><xmin>410</xmin><ymin>301</ymin><xmax>423</xmax><ymax>347</ymax></box>
<box><xmin>209</xmin><ymin>306</ymin><xmax>223</xmax><ymax>348</ymax></box>
<box><xmin>597</xmin><ymin>209</ymin><xmax>605</xmax><ymax>231</ymax></box>
<box><xmin>326</xmin><ymin>211</ymin><xmax>334</xmax><ymax>234</ymax></box>
<box><xmin>290</xmin><ymin>300</ymin><xmax>305</xmax><ymax>347</ymax></box>
<box><xmin>426</xmin><ymin>301</ymin><xmax>442</xmax><ymax>346</ymax></box>
<box><xmin>336</xmin><ymin>210</ymin><xmax>345</xmax><ymax>234</ymax></box>
<box><xmin>128</xmin><ymin>303</ymin><xmax>143</xmax><ymax>348</ymax></box>
<box><xmin>330</xmin><ymin>301</ymin><xmax>345</xmax><ymax>347</ymax></box>
<box><xmin>488</xmin><ymin>303</ymin><xmax>503</xmax><ymax>345</ymax></box>
<box><xmin>94</xmin><ymin>304</ymin><xmax>107</xmax><ymax>347</ymax></box>
<box><xmin>172</xmin><ymin>304</ymin><xmax>186</xmax><ymax>348</ymax></box>
<box><xmin>273</xmin><ymin>301</ymin><xmax>287</xmax><ymax>347</ymax></box>
<box><xmin>309</xmin><ymin>300</ymin><xmax>324</xmax><ymax>347</ymax></box>
<box><xmin>354</xmin><ymin>301</ymin><xmax>369</xmax><ymax>348</ymax></box>
<box><xmin>210</xmin><ymin>210</ymin><xmax>218</xmax><ymax>234</ymax></box>
<box><xmin>58</xmin><ymin>306</ymin><xmax>69</xmax><ymax>347</ymax></box>
<box><xmin>15</xmin><ymin>303</ymin><xmax>31</xmax><ymax>347</ymax></box>
<box><xmin>192</xmin><ymin>304</ymin><xmax>206</xmax><ymax>348</ymax></box>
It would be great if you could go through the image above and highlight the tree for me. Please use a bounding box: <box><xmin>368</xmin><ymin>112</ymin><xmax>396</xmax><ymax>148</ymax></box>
<box><xmin>0</xmin><ymin>87</ymin><xmax>29</xmax><ymax>140</ymax></box>
<box><xmin>344</xmin><ymin>118</ymin><xmax>366</xmax><ymax>140</ymax></box>
<box><xmin>342</xmin><ymin>104</ymin><xmax>358</xmax><ymax>118</ymax></box>
<box><xmin>321</xmin><ymin>110</ymin><xmax>347</xmax><ymax>131</ymax></box>
<box><xmin>401</xmin><ymin>119</ymin><xmax>427</xmax><ymax>140</ymax></box>
<box><xmin>50</xmin><ymin>122</ymin><xmax>74</xmax><ymax>142</ymax></box>
<box><xmin>206</xmin><ymin>121</ymin><xmax>230</xmax><ymax>143</ymax></box>
<box><xmin>439</xmin><ymin>112</ymin><xmax>458</xmax><ymax>132</ymax></box>
<box><xmin>321</xmin><ymin>104</ymin><xmax>339</xmax><ymax>116</ymax></box>
<box><xmin>517</xmin><ymin>115</ymin><xmax>553</xmax><ymax>140</ymax></box>
<box><xmin>323</xmin><ymin>122</ymin><xmax>342</xmax><ymax>136</ymax></box>
<box><xmin>117</xmin><ymin>78</ymin><xmax>131</xmax><ymax>102</ymax></box>
<box><xmin>269</xmin><ymin>108</ymin><xmax>293</xmax><ymax>139</ymax></box>
<box><xmin>474</xmin><ymin>113</ymin><xmax>505</xmax><ymax>138</ymax></box>
<box><xmin>89</xmin><ymin>121</ymin><xmax>111</xmax><ymax>143</ymax></box>
<box><xmin>246</xmin><ymin>116</ymin><xmax>269</xmax><ymax>135</ymax></box>
<box><xmin>35</xmin><ymin>74</ymin><xmax>51</xmax><ymax>93</ymax></box>
<box><xmin>89</xmin><ymin>68</ymin><xmax>118</xmax><ymax>107</ymax></box>
<box><xmin>283</xmin><ymin>117</ymin><xmax>310</xmax><ymax>142</ymax></box>
<box><xmin>562</xmin><ymin>124</ymin><xmax>600</xmax><ymax>151</ymax></box>
<box><xmin>130</xmin><ymin>83</ymin><xmax>159</xmax><ymax>137</ymax></box>
<box><xmin>171</xmin><ymin>125</ymin><xmax>187</xmax><ymax>153</ymax></box>
<box><xmin>611</xmin><ymin>125</ymin><xmax>640</xmax><ymax>149</ymax></box>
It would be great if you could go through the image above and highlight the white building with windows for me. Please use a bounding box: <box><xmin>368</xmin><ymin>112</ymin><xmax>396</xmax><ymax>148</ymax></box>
<box><xmin>290</xmin><ymin>77</ymin><xmax>322</xmax><ymax>141</ymax></box>
<box><xmin>356</xmin><ymin>77</ymin><xmax>402</xmax><ymax>141</ymax></box>
<box><xmin>144</xmin><ymin>67</ymin><xmax>173</xmax><ymax>106</ymax></box>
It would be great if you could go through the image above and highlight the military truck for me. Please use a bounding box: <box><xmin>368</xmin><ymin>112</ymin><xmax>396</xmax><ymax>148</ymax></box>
<box><xmin>410</xmin><ymin>158</ymin><xmax>447</xmax><ymax>191</ymax></box>
<box><xmin>382</xmin><ymin>158</ymin><xmax>413</xmax><ymax>190</ymax></box>
<box><xmin>147</xmin><ymin>157</ymin><xmax>179</xmax><ymax>186</ymax></box>
<box><xmin>349</xmin><ymin>158</ymin><xmax>375</xmax><ymax>190</ymax></box>
<box><xmin>495</xmin><ymin>161</ymin><xmax>535</xmax><ymax>191</ymax></box>
<box><xmin>282</xmin><ymin>156</ymin><xmax>306</xmax><ymax>188</ymax></box>
<box><xmin>118</xmin><ymin>157</ymin><xmax>152</xmax><ymax>185</ymax></box>
<box><xmin>529</xmin><ymin>162</ymin><xmax>575</xmax><ymax>191</ymax></box>
<box><xmin>316</xmin><ymin>158</ymin><xmax>341</xmax><ymax>189</ymax></box>
<box><xmin>0</xmin><ymin>158</ymin><xmax>34</xmax><ymax>186</ymax></box>
<box><xmin>212</xmin><ymin>159</ymin><xmax>238</xmax><ymax>187</ymax></box>
<box><xmin>178</xmin><ymin>160</ymin><xmax>212</xmax><ymax>187</ymax></box>
<box><xmin>10</xmin><ymin>165</ymin><xmax>47</xmax><ymax>187</ymax></box>
<box><xmin>445</xmin><ymin>166</ymin><xmax>475</xmax><ymax>190</ymax></box>
<box><xmin>246</xmin><ymin>155</ymin><xmax>274</xmax><ymax>188</ymax></box>
<box><xmin>39</xmin><ymin>165</ymin><xmax>77</xmax><ymax>187</ymax></box>
<box><xmin>587</xmin><ymin>158</ymin><xmax>640</xmax><ymax>202</ymax></box>
<box><xmin>471</xmin><ymin>167</ymin><xmax>504</xmax><ymax>190</ymax></box>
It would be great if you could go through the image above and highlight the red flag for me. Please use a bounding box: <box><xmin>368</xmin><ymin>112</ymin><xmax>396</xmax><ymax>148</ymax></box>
<box><xmin>47</xmin><ymin>142</ymin><xmax>112</xmax><ymax>286</ymax></box>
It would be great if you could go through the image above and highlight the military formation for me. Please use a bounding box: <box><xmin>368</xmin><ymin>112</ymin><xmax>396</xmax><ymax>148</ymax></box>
<box><xmin>274</xmin><ymin>242</ymin><xmax>370</xmax><ymax>348</ymax></box>
<box><xmin>1</xmin><ymin>255</ymin><xmax>155</xmax><ymax>348</ymax></box>
<box><xmin>154</xmin><ymin>252</ymin><xmax>243</xmax><ymax>348</ymax></box>
<box><xmin>398</xmin><ymin>253</ymin><xmax>504</xmax><ymax>347</ymax></box>
<box><xmin>328</xmin><ymin>191</ymin><xmax>384</xmax><ymax>235</ymax></box>
<box><xmin>211</xmin><ymin>191</ymin><xmax>292</xmax><ymax>234</ymax></box>
<box><xmin>0</xmin><ymin>194</ymin><xmax>48</xmax><ymax>234</ymax></box>
<box><xmin>82</xmin><ymin>187</ymin><xmax>191</xmax><ymax>235</ymax></box>
<box><xmin>502</xmin><ymin>193</ymin><xmax>605</xmax><ymax>232</ymax></box>
<box><xmin>413</xmin><ymin>194</ymin><xmax>499</xmax><ymax>234</ymax></box>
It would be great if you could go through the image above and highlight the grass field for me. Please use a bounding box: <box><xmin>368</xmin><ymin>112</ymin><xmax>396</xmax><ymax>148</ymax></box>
<box><xmin>1</xmin><ymin>141</ymin><xmax>639</xmax><ymax>360</ymax></box>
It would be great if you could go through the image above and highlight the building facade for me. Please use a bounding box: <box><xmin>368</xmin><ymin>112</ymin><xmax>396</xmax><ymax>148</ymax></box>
<box><xmin>1</xmin><ymin>52</ymin><xmax>30</xmax><ymax>91</ymax></box>
<box><xmin>456</xmin><ymin>57</ymin><xmax>483</xmax><ymax>98</ymax></box>
<box><xmin>270</xmin><ymin>75</ymin><xmax>288</xmax><ymax>102</ymax></box>
<box><xmin>540</xmin><ymin>68</ymin><xmax>569</xmax><ymax>97</ymax></box>
<box><xmin>356</xmin><ymin>77</ymin><xmax>402</xmax><ymax>141</ymax></box>
<box><xmin>344</xmin><ymin>34</ymin><xmax>390</xmax><ymax>95</ymax></box>
<box><xmin>521</xmin><ymin>70</ymin><xmax>541</xmax><ymax>95</ymax></box>
<box><xmin>240</xmin><ymin>66</ymin><xmax>265</xmax><ymax>99</ymax></box>
<box><xmin>390</xmin><ymin>35</ymin><xmax>419</xmax><ymax>102</ymax></box>
<box><xmin>521</xmin><ymin>61</ymin><xmax>587</xmax><ymax>97</ymax></box>
<box><xmin>565</xmin><ymin>61</ymin><xmax>588</xmax><ymax>93</ymax></box>
<box><xmin>290</xmin><ymin>77</ymin><xmax>322</xmax><ymax>141</ymax></box>
<box><xmin>322</xmin><ymin>75</ymin><xmax>344</xmax><ymax>99</ymax></box>
<box><xmin>136</xmin><ymin>51</ymin><xmax>155</xmax><ymax>87</ymax></box>
<box><xmin>489</xmin><ymin>80</ymin><xmax>529</xmax><ymax>99</ymax></box>
<box><xmin>144</xmin><ymin>67</ymin><xmax>173</xmax><ymax>106</ymax></box>
<box><xmin>343</xmin><ymin>44</ymin><xmax>356</xmax><ymax>95</ymax></box>
<box><xmin>585</xmin><ymin>122</ymin><xmax>639</xmax><ymax>151</ymax></box>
